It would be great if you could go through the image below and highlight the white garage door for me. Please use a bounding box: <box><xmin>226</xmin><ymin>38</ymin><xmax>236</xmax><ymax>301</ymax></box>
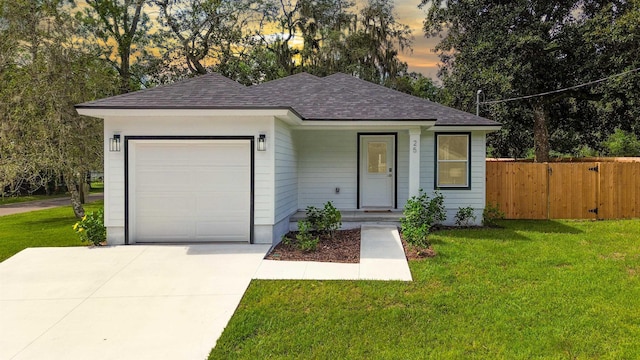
<box><xmin>130</xmin><ymin>139</ymin><xmax>251</xmax><ymax>243</ymax></box>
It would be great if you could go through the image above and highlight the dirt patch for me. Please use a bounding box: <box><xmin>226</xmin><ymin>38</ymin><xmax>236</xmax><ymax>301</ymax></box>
<box><xmin>398</xmin><ymin>232</ymin><xmax>436</xmax><ymax>260</ymax></box>
<box><xmin>265</xmin><ymin>229</ymin><xmax>361</xmax><ymax>263</ymax></box>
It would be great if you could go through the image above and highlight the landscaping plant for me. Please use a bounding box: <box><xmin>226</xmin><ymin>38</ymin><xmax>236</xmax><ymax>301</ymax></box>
<box><xmin>72</xmin><ymin>208</ymin><xmax>106</xmax><ymax>246</ymax></box>
<box><xmin>295</xmin><ymin>220</ymin><xmax>319</xmax><ymax>252</ymax></box>
<box><xmin>454</xmin><ymin>206</ymin><xmax>476</xmax><ymax>226</ymax></box>
<box><xmin>401</xmin><ymin>190</ymin><xmax>446</xmax><ymax>247</ymax></box>
<box><xmin>483</xmin><ymin>202</ymin><xmax>506</xmax><ymax>227</ymax></box>
<box><xmin>305</xmin><ymin>201</ymin><xmax>342</xmax><ymax>236</ymax></box>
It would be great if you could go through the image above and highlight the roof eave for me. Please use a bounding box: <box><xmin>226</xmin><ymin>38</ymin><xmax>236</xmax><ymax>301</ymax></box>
<box><xmin>433</xmin><ymin>124</ymin><xmax>502</xmax><ymax>132</ymax></box>
<box><xmin>291</xmin><ymin>119</ymin><xmax>436</xmax><ymax>130</ymax></box>
<box><xmin>75</xmin><ymin>106</ymin><xmax>303</xmax><ymax>120</ymax></box>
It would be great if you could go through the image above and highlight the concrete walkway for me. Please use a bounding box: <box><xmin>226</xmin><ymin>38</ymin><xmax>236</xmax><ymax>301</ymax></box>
<box><xmin>254</xmin><ymin>225</ymin><xmax>412</xmax><ymax>281</ymax></box>
<box><xmin>0</xmin><ymin>193</ymin><xmax>104</xmax><ymax>217</ymax></box>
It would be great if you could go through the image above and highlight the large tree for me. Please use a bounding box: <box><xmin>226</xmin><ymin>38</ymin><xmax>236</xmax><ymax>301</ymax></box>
<box><xmin>0</xmin><ymin>0</ymin><xmax>118</xmax><ymax>216</ymax></box>
<box><xmin>249</xmin><ymin>0</ymin><xmax>412</xmax><ymax>84</ymax></box>
<box><xmin>76</xmin><ymin>0</ymin><xmax>155</xmax><ymax>93</ymax></box>
<box><xmin>153</xmin><ymin>0</ymin><xmax>256</xmax><ymax>78</ymax></box>
<box><xmin>422</xmin><ymin>0</ymin><xmax>639</xmax><ymax>161</ymax></box>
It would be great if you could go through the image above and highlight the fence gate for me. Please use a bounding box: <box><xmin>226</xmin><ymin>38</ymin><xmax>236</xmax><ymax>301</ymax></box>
<box><xmin>598</xmin><ymin>162</ymin><xmax>640</xmax><ymax>219</ymax></box>
<box><xmin>548</xmin><ymin>163</ymin><xmax>598</xmax><ymax>219</ymax></box>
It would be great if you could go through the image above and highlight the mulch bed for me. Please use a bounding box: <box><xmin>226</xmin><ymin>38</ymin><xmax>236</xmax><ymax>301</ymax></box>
<box><xmin>399</xmin><ymin>237</ymin><xmax>436</xmax><ymax>260</ymax></box>
<box><xmin>265</xmin><ymin>227</ymin><xmax>438</xmax><ymax>263</ymax></box>
<box><xmin>265</xmin><ymin>228</ymin><xmax>361</xmax><ymax>263</ymax></box>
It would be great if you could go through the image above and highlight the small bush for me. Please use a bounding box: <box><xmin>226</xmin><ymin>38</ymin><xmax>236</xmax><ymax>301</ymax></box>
<box><xmin>73</xmin><ymin>209</ymin><xmax>106</xmax><ymax>246</ymax></box>
<box><xmin>483</xmin><ymin>202</ymin><xmax>505</xmax><ymax>227</ymax></box>
<box><xmin>296</xmin><ymin>220</ymin><xmax>319</xmax><ymax>252</ymax></box>
<box><xmin>455</xmin><ymin>206</ymin><xmax>477</xmax><ymax>226</ymax></box>
<box><xmin>603</xmin><ymin>129</ymin><xmax>640</xmax><ymax>156</ymax></box>
<box><xmin>401</xmin><ymin>190</ymin><xmax>446</xmax><ymax>247</ymax></box>
<box><xmin>305</xmin><ymin>201</ymin><xmax>342</xmax><ymax>236</ymax></box>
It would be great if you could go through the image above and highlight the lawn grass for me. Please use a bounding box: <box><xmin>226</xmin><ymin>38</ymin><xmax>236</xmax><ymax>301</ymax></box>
<box><xmin>0</xmin><ymin>201</ymin><xmax>103</xmax><ymax>262</ymax></box>
<box><xmin>0</xmin><ymin>194</ymin><xmax>67</xmax><ymax>205</ymax></box>
<box><xmin>210</xmin><ymin>219</ymin><xmax>640</xmax><ymax>359</ymax></box>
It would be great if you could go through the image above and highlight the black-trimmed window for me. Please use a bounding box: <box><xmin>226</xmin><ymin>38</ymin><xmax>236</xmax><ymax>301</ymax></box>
<box><xmin>436</xmin><ymin>133</ymin><xmax>470</xmax><ymax>189</ymax></box>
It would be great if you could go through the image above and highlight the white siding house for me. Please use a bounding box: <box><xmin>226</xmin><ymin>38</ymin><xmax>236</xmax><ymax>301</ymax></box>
<box><xmin>76</xmin><ymin>73</ymin><xmax>500</xmax><ymax>246</ymax></box>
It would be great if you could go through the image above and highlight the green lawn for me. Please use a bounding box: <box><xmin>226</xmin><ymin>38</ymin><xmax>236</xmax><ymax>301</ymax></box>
<box><xmin>0</xmin><ymin>201</ymin><xmax>103</xmax><ymax>262</ymax></box>
<box><xmin>210</xmin><ymin>220</ymin><xmax>640</xmax><ymax>359</ymax></box>
<box><xmin>0</xmin><ymin>194</ymin><xmax>67</xmax><ymax>205</ymax></box>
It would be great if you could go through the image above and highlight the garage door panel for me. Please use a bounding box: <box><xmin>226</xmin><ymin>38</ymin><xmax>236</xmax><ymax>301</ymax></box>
<box><xmin>137</xmin><ymin>169</ymin><xmax>196</xmax><ymax>191</ymax></box>
<box><xmin>137</xmin><ymin>194</ymin><xmax>195</xmax><ymax>215</ymax></box>
<box><xmin>197</xmin><ymin>194</ymin><xmax>249</xmax><ymax>212</ymax></box>
<box><xmin>136</xmin><ymin>218</ymin><xmax>192</xmax><ymax>240</ymax></box>
<box><xmin>196</xmin><ymin>221</ymin><xmax>248</xmax><ymax>240</ymax></box>
<box><xmin>197</xmin><ymin>169</ymin><xmax>250</xmax><ymax>184</ymax></box>
<box><xmin>131</xmin><ymin>140</ymin><xmax>251</xmax><ymax>243</ymax></box>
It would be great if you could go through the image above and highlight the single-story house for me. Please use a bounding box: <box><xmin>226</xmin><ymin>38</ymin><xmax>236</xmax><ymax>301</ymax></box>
<box><xmin>75</xmin><ymin>72</ymin><xmax>501</xmax><ymax>245</ymax></box>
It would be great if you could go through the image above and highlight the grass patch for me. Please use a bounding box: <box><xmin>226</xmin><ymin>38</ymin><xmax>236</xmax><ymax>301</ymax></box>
<box><xmin>0</xmin><ymin>194</ymin><xmax>67</xmax><ymax>205</ymax></box>
<box><xmin>89</xmin><ymin>182</ymin><xmax>104</xmax><ymax>193</ymax></box>
<box><xmin>210</xmin><ymin>220</ymin><xmax>640</xmax><ymax>359</ymax></box>
<box><xmin>0</xmin><ymin>201</ymin><xmax>103</xmax><ymax>262</ymax></box>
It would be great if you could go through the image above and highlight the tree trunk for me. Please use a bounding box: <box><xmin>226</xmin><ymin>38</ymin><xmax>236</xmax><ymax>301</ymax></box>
<box><xmin>532</xmin><ymin>100</ymin><xmax>550</xmax><ymax>163</ymax></box>
<box><xmin>120</xmin><ymin>51</ymin><xmax>131</xmax><ymax>93</ymax></box>
<box><xmin>65</xmin><ymin>174</ymin><xmax>85</xmax><ymax>218</ymax></box>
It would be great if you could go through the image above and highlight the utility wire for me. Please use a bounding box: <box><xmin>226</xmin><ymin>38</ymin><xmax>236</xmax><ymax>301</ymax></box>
<box><xmin>480</xmin><ymin>66</ymin><xmax>640</xmax><ymax>105</ymax></box>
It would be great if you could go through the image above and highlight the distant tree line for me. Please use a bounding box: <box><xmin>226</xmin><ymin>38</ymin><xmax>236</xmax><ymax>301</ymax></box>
<box><xmin>0</xmin><ymin>0</ymin><xmax>426</xmax><ymax>216</ymax></box>
<box><xmin>1</xmin><ymin>0</ymin><xmax>639</xmax><ymax>216</ymax></box>
<box><xmin>422</xmin><ymin>0</ymin><xmax>640</xmax><ymax>161</ymax></box>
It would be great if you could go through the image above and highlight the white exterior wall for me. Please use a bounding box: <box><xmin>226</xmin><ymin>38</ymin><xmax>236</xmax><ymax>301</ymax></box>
<box><xmin>296</xmin><ymin>130</ymin><xmax>358</xmax><ymax>209</ymax></box>
<box><xmin>420</xmin><ymin>130</ymin><xmax>487</xmax><ymax>225</ymax></box>
<box><xmin>103</xmin><ymin>116</ymin><xmax>276</xmax><ymax>244</ymax></box>
<box><xmin>295</xmin><ymin>130</ymin><xmax>411</xmax><ymax>210</ymax></box>
<box><xmin>273</xmin><ymin>119</ymin><xmax>298</xmax><ymax>240</ymax></box>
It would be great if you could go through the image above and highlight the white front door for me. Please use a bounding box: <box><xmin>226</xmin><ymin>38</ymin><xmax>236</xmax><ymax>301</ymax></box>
<box><xmin>360</xmin><ymin>135</ymin><xmax>395</xmax><ymax>208</ymax></box>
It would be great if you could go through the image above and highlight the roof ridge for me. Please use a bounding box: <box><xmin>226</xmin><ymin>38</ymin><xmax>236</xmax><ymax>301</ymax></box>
<box><xmin>250</xmin><ymin>72</ymin><xmax>321</xmax><ymax>89</ymax></box>
<box><xmin>78</xmin><ymin>73</ymin><xmax>243</xmax><ymax>106</ymax></box>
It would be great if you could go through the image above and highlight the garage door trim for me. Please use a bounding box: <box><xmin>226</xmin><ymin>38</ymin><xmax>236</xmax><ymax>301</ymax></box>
<box><xmin>124</xmin><ymin>135</ymin><xmax>255</xmax><ymax>245</ymax></box>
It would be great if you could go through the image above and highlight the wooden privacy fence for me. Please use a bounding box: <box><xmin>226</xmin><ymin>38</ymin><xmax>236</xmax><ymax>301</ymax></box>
<box><xmin>486</xmin><ymin>159</ymin><xmax>640</xmax><ymax>219</ymax></box>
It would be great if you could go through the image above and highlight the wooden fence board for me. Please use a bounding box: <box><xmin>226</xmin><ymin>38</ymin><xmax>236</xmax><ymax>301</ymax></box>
<box><xmin>487</xmin><ymin>160</ymin><xmax>639</xmax><ymax>220</ymax></box>
<box><xmin>486</xmin><ymin>162</ymin><xmax>547</xmax><ymax>219</ymax></box>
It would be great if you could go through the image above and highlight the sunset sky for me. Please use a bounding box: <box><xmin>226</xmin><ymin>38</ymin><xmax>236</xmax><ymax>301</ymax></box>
<box><xmin>393</xmin><ymin>0</ymin><xmax>441</xmax><ymax>80</ymax></box>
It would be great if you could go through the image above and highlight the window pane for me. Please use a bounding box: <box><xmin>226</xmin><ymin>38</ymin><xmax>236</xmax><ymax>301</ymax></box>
<box><xmin>438</xmin><ymin>162</ymin><xmax>468</xmax><ymax>186</ymax></box>
<box><xmin>368</xmin><ymin>142</ymin><xmax>387</xmax><ymax>173</ymax></box>
<box><xmin>438</xmin><ymin>135</ymin><xmax>468</xmax><ymax>160</ymax></box>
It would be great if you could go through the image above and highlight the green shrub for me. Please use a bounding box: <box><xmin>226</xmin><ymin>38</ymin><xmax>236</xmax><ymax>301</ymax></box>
<box><xmin>483</xmin><ymin>202</ymin><xmax>505</xmax><ymax>227</ymax></box>
<box><xmin>455</xmin><ymin>206</ymin><xmax>476</xmax><ymax>226</ymax></box>
<box><xmin>603</xmin><ymin>129</ymin><xmax>640</xmax><ymax>156</ymax></box>
<box><xmin>401</xmin><ymin>190</ymin><xmax>446</xmax><ymax>247</ymax></box>
<box><xmin>296</xmin><ymin>220</ymin><xmax>319</xmax><ymax>252</ymax></box>
<box><xmin>73</xmin><ymin>209</ymin><xmax>106</xmax><ymax>246</ymax></box>
<box><xmin>305</xmin><ymin>201</ymin><xmax>342</xmax><ymax>236</ymax></box>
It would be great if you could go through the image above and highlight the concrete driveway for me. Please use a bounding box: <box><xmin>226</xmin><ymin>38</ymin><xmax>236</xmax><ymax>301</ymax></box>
<box><xmin>0</xmin><ymin>244</ymin><xmax>269</xmax><ymax>360</ymax></box>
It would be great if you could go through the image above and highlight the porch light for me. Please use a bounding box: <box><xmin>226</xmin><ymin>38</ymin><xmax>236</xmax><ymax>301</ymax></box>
<box><xmin>109</xmin><ymin>134</ymin><xmax>121</xmax><ymax>152</ymax></box>
<box><xmin>257</xmin><ymin>134</ymin><xmax>266</xmax><ymax>151</ymax></box>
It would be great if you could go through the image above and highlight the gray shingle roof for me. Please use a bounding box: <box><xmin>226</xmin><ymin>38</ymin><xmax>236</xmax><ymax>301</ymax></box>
<box><xmin>76</xmin><ymin>72</ymin><xmax>500</xmax><ymax>126</ymax></box>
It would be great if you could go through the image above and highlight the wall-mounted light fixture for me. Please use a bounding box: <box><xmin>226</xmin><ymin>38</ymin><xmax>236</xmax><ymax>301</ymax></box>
<box><xmin>109</xmin><ymin>134</ymin><xmax>121</xmax><ymax>152</ymax></box>
<box><xmin>257</xmin><ymin>134</ymin><xmax>266</xmax><ymax>151</ymax></box>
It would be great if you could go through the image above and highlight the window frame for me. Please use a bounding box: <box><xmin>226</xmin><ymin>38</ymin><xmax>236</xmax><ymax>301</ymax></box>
<box><xmin>434</xmin><ymin>132</ymin><xmax>471</xmax><ymax>190</ymax></box>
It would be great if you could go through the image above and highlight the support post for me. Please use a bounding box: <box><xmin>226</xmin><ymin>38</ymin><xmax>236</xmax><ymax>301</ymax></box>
<box><xmin>408</xmin><ymin>127</ymin><xmax>421</xmax><ymax>198</ymax></box>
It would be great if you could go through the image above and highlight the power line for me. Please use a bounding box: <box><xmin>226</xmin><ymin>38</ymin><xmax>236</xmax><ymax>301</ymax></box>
<box><xmin>479</xmin><ymin>67</ymin><xmax>640</xmax><ymax>105</ymax></box>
